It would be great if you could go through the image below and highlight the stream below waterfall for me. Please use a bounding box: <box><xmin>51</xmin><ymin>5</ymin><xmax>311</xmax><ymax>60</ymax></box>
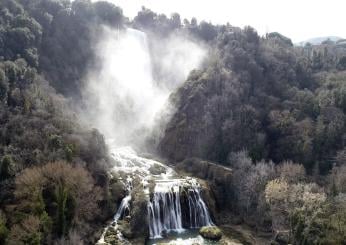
<box><xmin>146</xmin><ymin>229</ymin><xmax>220</xmax><ymax>245</ymax></box>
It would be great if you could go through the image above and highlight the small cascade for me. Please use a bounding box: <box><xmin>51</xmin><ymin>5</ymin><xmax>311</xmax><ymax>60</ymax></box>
<box><xmin>148</xmin><ymin>179</ymin><xmax>214</xmax><ymax>239</ymax></box>
<box><xmin>113</xmin><ymin>176</ymin><xmax>133</xmax><ymax>222</ymax></box>
<box><xmin>186</xmin><ymin>183</ymin><xmax>214</xmax><ymax>228</ymax></box>
<box><xmin>98</xmin><ymin>144</ymin><xmax>214</xmax><ymax>243</ymax></box>
<box><xmin>148</xmin><ymin>181</ymin><xmax>183</xmax><ymax>238</ymax></box>
<box><xmin>96</xmin><ymin>177</ymin><xmax>133</xmax><ymax>245</ymax></box>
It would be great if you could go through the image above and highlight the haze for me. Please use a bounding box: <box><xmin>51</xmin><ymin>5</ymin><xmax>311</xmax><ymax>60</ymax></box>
<box><xmin>101</xmin><ymin>0</ymin><xmax>345</xmax><ymax>43</ymax></box>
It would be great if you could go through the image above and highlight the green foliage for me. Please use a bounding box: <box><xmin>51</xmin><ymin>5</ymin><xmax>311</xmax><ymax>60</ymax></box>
<box><xmin>0</xmin><ymin>69</ymin><xmax>8</xmax><ymax>102</ymax></box>
<box><xmin>338</xmin><ymin>56</ymin><xmax>346</xmax><ymax>70</ymax></box>
<box><xmin>159</xmin><ymin>23</ymin><xmax>346</xmax><ymax>174</ymax></box>
<box><xmin>266</xmin><ymin>32</ymin><xmax>293</xmax><ymax>46</ymax></box>
<box><xmin>0</xmin><ymin>212</ymin><xmax>9</xmax><ymax>245</ymax></box>
<box><xmin>64</xmin><ymin>144</ymin><xmax>75</xmax><ymax>162</ymax></box>
<box><xmin>0</xmin><ymin>1</ymin><xmax>112</xmax><ymax>243</ymax></box>
<box><xmin>291</xmin><ymin>197</ymin><xmax>346</xmax><ymax>244</ymax></box>
<box><xmin>55</xmin><ymin>183</ymin><xmax>68</xmax><ymax>236</ymax></box>
<box><xmin>0</xmin><ymin>155</ymin><xmax>15</xmax><ymax>179</ymax></box>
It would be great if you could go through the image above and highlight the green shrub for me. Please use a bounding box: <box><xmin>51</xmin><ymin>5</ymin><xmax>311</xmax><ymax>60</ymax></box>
<box><xmin>0</xmin><ymin>212</ymin><xmax>9</xmax><ymax>245</ymax></box>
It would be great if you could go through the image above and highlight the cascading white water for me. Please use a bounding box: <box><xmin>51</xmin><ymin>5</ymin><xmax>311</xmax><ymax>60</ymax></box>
<box><xmin>85</xmin><ymin>26</ymin><xmax>212</xmax><ymax>243</ymax></box>
<box><xmin>97</xmin><ymin>176</ymin><xmax>133</xmax><ymax>245</ymax></box>
<box><xmin>113</xmin><ymin>176</ymin><xmax>132</xmax><ymax>222</ymax></box>
<box><xmin>83</xmin><ymin>27</ymin><xmax>167</xmax><ymax>146</ymax></box>
<box><xmin>148</xmin><ymin>179</ymin><xmax>214</xmax><ymax>239</ymax></box>
<box><xmin>186</xmin><ymin>182</ymin><xmax>214</xmax><ymax>228</ymax></box>
<box><xmin>148</xmin><ymin>181</ymin><xmax>183</xmax><ymax>238</ymax></box>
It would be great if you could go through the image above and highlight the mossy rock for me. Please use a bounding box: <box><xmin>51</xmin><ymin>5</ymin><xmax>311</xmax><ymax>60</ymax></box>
<box><xmin>129</xmin><ymin>187</ymin><xmax>149</xmax><ymax>238</ymax></box>
<box><xmin>199</xmin><ymin>226</ymin><xmax>222</xmax><ymax>240</ymax></box>
<box><xmin>104</xmin><ymin>235</ymin><xmax>120</xmax><ymax>245</ymax></box>
<box><xmin>274</xmin><ymin>231</ymin><xmax>290</xmax><ymax>244</ymax></box>
<box><xmin>148</xmin><ymin>163</ymin><xmax>166</xmax><ymax>175</ymax></box>
<box><xmin>104</xmin><ymin>227</ymin><xmax>122</xmax><ymax>245</ymax></box>
<box><xmin>118</xmin><ymin>220</ymin><xmax>133</xmax><ymax>239</ymax></box>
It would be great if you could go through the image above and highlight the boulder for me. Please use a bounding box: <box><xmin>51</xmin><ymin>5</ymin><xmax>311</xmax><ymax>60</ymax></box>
<box><xmin>199</xmin><ymin>226</ymin><xmax>222</xmax><ymax>240</ymax></box>
<box><xmin>274</xmin><ymin>231</ymin><xmax>290</xmax><ymax>244</ymax></box>
<box><xmin>128</xmin><ymin>186</ymin><xmax>149</xmax><ymax>238</ymax></box>
<box><xmin>118</xmin><ymin>220</ymin><xmax>133</xmax><ymax>239</ymax></box>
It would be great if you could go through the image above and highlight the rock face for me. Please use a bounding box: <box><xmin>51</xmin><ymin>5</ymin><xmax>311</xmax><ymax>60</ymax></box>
<box><xmin>199</xmin><ymin>226</ymin><xmax>223</xmax><ymax>240</ymax></box>
<box><xmin>273</xmin><ymin>231</ymin><xmax>290</xmax><ymax>245</ymax></box>
<box><xmin>128</xmin><ymin>186</ymin><xmax>149</xmax><ymax>239</ymax></box>
<box><xmin>175</xmin><ymin>158</ymin><xmax>233</xmax><ymax>211</ymax></box>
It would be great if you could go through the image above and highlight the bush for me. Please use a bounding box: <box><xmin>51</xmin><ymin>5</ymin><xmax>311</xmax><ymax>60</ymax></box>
<box><xmin>0</xmin><ymin>211</ymin><xmax>8</xmax><ymax>245</ymax></box>
<box><xmin>0</xmin><ymin>155</ymin><xmax>15</xmax><ymax>179</ymax></box>
<box><xmin>10</xmin><ymin>161</ymin><xmax>102</xmax><ymax>241</ymax></box>
<box><xmin>7</xmin><ymin>215</ymin><xmax>42</xmax><ymax>245</ymax></box>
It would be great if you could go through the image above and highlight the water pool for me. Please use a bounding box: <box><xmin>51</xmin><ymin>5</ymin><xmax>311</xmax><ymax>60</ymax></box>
<box><xmin>146</xmin><ymin>229</ymin><xmax>221</xmax><ymax>245</ymax></box>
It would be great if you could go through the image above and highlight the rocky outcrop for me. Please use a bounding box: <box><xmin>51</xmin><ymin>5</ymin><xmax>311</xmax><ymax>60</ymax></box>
<box><xmin>273</xmin><ymin>230</ymin><xmax>290</xmax><ymax>245</ymax></box>
<box><xmin>175</xmin><ymin>158</ymin><xmax>233</xmax><ymax>211</ymax></box>
<box><xmin>128</xmin><ymin>184</ymin><xmax>148</xmax><ymax>242</ymax></box>
<box><xmin>103</xmin><ymin>227</ymin><xmax>122</xmax><ymax>245</ymax></box>
<box><xmin>199</xmin><ymin>226</ymin><xmax>223</xmax><ymax>240</ymax></box>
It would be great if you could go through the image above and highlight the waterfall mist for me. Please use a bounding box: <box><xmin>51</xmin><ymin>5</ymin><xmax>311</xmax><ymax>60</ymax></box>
<box><xmin>86</xmin><ymin>26</ymin><xmax>214</xmax><ymax>243</ymax></box>
<box><xmin>82</xmin><ymin>26</ymin><xmax>205</xmax><ymax>149</ymax></box>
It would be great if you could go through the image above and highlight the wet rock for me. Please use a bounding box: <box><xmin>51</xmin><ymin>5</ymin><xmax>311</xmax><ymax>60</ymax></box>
<box><xmin>106</xmin><ymin>175</ymin><xmax>126</xmax><ymax>217</ymax></box>
<box><xmin>199</xmin><ymin>226</ymin><xmax>223</xmax><ymax>240</ymax></box>
<box><xmin>129</xmin><ymin>186</ymin><xmax>149</xmax><ymax>238</ymax></box>
<box><xmin>118</xmin><ymin>220</ymin><xmax>134</xmax><ymax>239</ymax></box>
<box><xmin>274</xmin><ymin>231</ymin><xmax>290</xmax><ymax>244</ymax></box>
<box><xmin>148</xmin><ymin>163</ymin><xmax>166</xmax><ymax>175</ymax></box>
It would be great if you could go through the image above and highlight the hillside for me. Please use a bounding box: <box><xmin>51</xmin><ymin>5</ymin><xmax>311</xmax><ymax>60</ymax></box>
<box><xmin>0</xmin><ymin>1</ymin><xmax>346</xmax><ymax>245</ymax></box>
<box><xmin>297</xmin><ymin>36</ymin><xmax>344</xmax><ymax>45</ymax></box>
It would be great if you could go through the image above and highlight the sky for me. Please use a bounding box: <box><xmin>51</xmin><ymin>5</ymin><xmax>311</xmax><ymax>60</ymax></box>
<box><xmin>101</xmin><ymin>0</ymin><xmax>345</xmax><ymax>43</ymax></box>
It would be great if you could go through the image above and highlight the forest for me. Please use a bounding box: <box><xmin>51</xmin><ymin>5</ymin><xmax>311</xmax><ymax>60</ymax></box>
<box><xmin>0</xmin><ymin>0</ymin><xmax>346</xmax><ymax>244</ymax></box>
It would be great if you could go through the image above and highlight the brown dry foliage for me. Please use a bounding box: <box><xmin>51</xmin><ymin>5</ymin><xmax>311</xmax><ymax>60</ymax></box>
<box><xmin>7</xmin><ymin>215</ymin><xmax>41</xmax><ymax>245</ymax></box>
<box><xmin>277</xmin><ymin>161</ymin><xmax>306</xmax><ymax>183</ymax></box>
<box><xmin>15</xmin><ymin>161</ymin><xmax>102</xmax><ymax>225</ymax></box>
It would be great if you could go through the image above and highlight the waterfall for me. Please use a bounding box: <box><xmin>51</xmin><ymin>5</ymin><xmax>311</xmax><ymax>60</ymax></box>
<box><xmin>96</xmin><ymin>176</ymin><xmax>133</xmax><ymax>244</ymax></box>
<box><xmin>85</xmin><ymin>26</ymin><xmax>211</xmax><ymax>242</ymax></box>
<box><xmin>187</xmin><ymin>182</ymin><xmax>214</xmax><ymax>228</ymax></box>
<box><xmin>148</xmin><ymin>179</ymin><xmax>213</xmax><ymax>239</ymax></box>
<box><xmin>113</xmin><ymin>176</ymin><xmax>132</xmax><ymax>222</ymax></box>
<box><xmin>83</xmin><ymin>26</ymin><xmax>205</xmax><ymax>149</ymax></box>
<box><xmin>148</xmin><ymin>181</ymin><xmax>183</xmax><ymax>238</ymax></box>
<box><xmin>83</xmin><ymin>27</ymin><xmax>168</xmax><ymax>147</ymax></box>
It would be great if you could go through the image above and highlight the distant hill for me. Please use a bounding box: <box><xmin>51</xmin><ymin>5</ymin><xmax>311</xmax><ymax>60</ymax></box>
<box><xmin>297</xmin><ymin>36</ymin><xmax>344</xmax><ymax>46</ymax></box>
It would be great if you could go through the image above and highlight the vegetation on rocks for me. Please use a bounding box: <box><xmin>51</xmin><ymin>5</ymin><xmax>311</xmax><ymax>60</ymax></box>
<box><xmin>199</xmin><ymin>226</ymin><xmax>223</xmax><ymax>240</ymax></box>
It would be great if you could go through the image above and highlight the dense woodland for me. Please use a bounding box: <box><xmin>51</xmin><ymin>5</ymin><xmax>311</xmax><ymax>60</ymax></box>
<box><xmin>0</xmin><ymin>0</ymin><xmax>125</xmax><ymax>244</ymax></box>
<box><xmin>0</xmin><ymin>0</ymin><xmax>346</xmax><ymax>244</ymax></box>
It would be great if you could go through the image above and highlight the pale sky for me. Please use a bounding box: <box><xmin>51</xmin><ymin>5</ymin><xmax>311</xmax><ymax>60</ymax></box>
<box><xmin>101</xmin><ymin>0</ymin><xmax>345</xmax><ymax>43</ymax></box>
